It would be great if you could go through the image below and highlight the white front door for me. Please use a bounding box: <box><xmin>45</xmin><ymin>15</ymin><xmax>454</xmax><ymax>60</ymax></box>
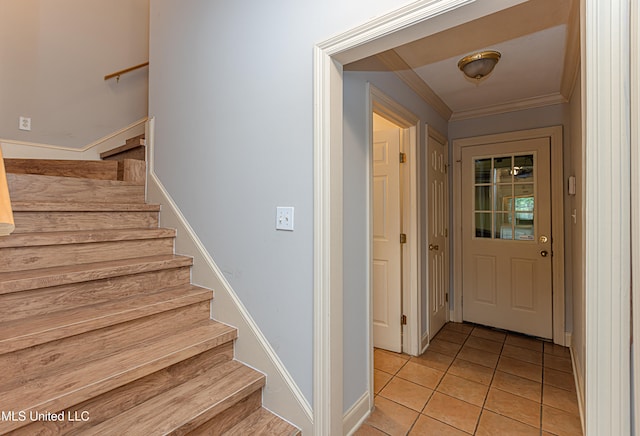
<box><xmin>461</xmin><ymin>138</ymin><xmax>553</xmax><ymax>339</ymax></box>
<box><xmin>372</xmin><ymin>125</ymin><xmax>402</xmax><ymax>352</ymax></box>
<box><xmin>427</xmin><ymin>128</ymin><xmax>448</xmax><ymax>339</ymax></box>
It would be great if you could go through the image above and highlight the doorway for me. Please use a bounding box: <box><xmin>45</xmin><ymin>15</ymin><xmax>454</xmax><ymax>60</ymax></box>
<box><xmin>453</xmin><ymin>126</ymin><xmax>565</xmax><ymax>344</ymax></box>
<box><xmin>426</xmin><ymin>126</ymin><xmax>449</xmax><ymax>341</ymax></box>
<box><xmin>369</xmin><ymin>85</ymin><xmax>421</xmax><ymax>357</ymax></box>
<box><xmin>461</xmin><ymin>137</ymin><xmax>552</xmax><ymax>338</ymax></box>
<box><xmin>372</xmin><ymin>113</ymin><xmax>403</xmax><ymax>353</ymax></box>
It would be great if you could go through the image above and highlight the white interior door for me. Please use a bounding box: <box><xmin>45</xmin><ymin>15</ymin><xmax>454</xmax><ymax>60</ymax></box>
<box><xmin>427</xmin><ymin>129</ymin><xmax>448</xmax><ymax>339</ymax></box>
<box><xmin>372</xmin><ymin>126</ymin><xmax>402</xmax><ymax>352</ymax></box>
<box><xmin>461</xmin><ymin>138</ymin><xmax>553</xmax><ymax>339</ymax></box>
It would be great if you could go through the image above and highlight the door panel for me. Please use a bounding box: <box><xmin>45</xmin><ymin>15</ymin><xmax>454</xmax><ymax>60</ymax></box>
<box><xmin>461</xmin><ymin>138</ymin><xmax>552</xmax><ymax>339</ymax></box>
<box><xmin>373</xmin><ymin>127</ymin><xmax>402</xmax><ymax>352</ymax></box>
<box><xmin>428</xmin><ymin>130</ymin><xmax>448</xmax><ymax>339</ymax></box>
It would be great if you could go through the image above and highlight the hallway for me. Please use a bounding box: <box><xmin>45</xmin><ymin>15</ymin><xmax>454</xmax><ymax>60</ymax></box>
<box><xmin>357</xmin><ymin>322</ymin><xmax>582</xmax><ymax>435</ymax></box>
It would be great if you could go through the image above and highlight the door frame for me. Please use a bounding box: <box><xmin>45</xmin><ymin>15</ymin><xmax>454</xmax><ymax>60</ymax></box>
<box><xmin>314</xmin><ymin>0</ymin><xmax>631</xmax><ymax>433</ymax></box>
<box><xmin>452</xmin><ymin>126</ymin><xmax>565</xmax><ymax>345</ymax></box>
<box><xmin>369</xmin><ymin>84</ymin><xmax>421</xmax><ymax>359</ymax></box>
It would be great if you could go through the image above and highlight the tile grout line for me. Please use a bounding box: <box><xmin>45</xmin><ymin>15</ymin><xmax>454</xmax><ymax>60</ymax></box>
<box><xmin>368</xmin><ymin>324</ymin><xmax>576</xmax><ymax>435</ymax></box>
<box><xmin>471</xmin><ymin>332</ymin><xmax>505</xmax><ymax>435</ymax></box>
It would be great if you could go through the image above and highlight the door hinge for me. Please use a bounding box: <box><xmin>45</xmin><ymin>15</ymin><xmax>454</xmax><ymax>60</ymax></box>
<box><xmin>399</xmin><ymin>152</ymin><xmax>407</xmax><ymax>163</ymax></box>
<box><xmin>444</xmin><ymin>228</ymin><xmax>448</xmax><ymax>237</ymax></box>
<box><xmin>444</xmin><ymin>164</ymin><xmax>448</xmax><ymax>173</ymax></box>
<box><xmin>400</xmin><ymin>233</ymin><xmax>407</xmax><ymax>244</ymax></box>
<box><xmin>401</xmin><ymin>315</ymin><xmax>407</xmax><ymax>325</ymax></box>
<box><xmin>445</xmin><ymin>293</ymin><xmax>449</xmax><ymax>303</ymax></box>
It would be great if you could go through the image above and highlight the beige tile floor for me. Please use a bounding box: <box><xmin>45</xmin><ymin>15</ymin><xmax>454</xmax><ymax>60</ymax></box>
<box><xmin>356</xmin><ymin>322</ymin><xmax>583</xmax><ymax>436</ymax></box>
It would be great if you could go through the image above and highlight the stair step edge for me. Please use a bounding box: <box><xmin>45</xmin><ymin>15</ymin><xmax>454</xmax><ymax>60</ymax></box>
<box><xmin>0</xmin><ymin>254</ymin><xmax>194</xmax><ymax>295</ymax></box>
<box><xmin>222</xmin><ymin>408</ymin><xmax>302</xmax><ymax>436</ymax></box>
<box><xmin>0</xmin><ymin>322</ymin><xmax>238</xmax><ymax>434</ymax></box>
<box><xmin>0</xmin><ymin>285</ymin><xmax>214</xmax><ymax>354</ymax></box>
<box><xmin>11</xmin><ymin>201</ymin><xmax>160</xmax><ymax>212</ymax></box>
<box><xmin>81</xmin><ymin>361</ymin><xmax>265</xmax><ymax>436</ymax></box>
<box><xmin>0</xmin><ymin>228</ymin><xmax>176</xmax><ymax>248</ymax></box>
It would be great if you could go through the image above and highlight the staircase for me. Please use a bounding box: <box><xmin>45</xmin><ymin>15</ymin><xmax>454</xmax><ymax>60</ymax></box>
<box><xmin>0</xmin><ymin>152</ymin><xmax>299</xmax><ymax>435</ymax></box>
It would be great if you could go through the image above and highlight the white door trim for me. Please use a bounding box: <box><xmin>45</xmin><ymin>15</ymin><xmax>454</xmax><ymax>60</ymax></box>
<box><xmin>452</xmin><ymin>126</ymin><xmax>565</xmax><ymax>345</ymax></box>
<box><xmin>370</xmin><ymin>84</ymin><xmax>421</xmax><ymax>358</ymax></box>
<box><xmin>584</xmin><ymin>0</ymin><xmax>631</xmax><ymax>434</ymax></box>
<box><xmin>631</xmin><ymin>0</ymin><xmax>640</xmax><ymax>434</ymax></box>
<box><xmin>314</xmin><ymin>0</ymin><xmax>630</xmax><ymax>432</ymax></box>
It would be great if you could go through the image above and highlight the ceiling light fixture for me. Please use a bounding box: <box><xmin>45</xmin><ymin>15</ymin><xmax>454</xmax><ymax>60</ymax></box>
<box><xmin>458</xmin><ymin>50</ymin><xmax>501</xmax><ymax>80</ymax></box>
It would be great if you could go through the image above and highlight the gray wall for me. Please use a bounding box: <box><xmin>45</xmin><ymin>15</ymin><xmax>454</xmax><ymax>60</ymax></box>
<box><xmin>148</xmin><ymin>0</ymin><xmax>416</xmax><ymax>407</ymax></box>
<box><xmin>0</xmin><ymin>0</ymin><xmax>149</xmax><ymax>147</ymax></box>
<box><xmin>343</xmin><ymin>71</ymin><xmax>447</xmax><ymax>410</ymax></box>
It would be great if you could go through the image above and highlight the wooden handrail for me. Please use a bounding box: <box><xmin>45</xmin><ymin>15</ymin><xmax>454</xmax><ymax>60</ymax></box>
<box><xmin>0</xmin><ymin>146</ymin><xmax>15</xmax><ymax>236</ymax></box>
<box><xmin>104</xmin><ymin>61</ymin><xmax>149</xmax><ymax>81</ymax></box>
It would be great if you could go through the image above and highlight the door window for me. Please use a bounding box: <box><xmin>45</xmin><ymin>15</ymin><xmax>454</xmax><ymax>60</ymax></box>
<box><xmin>473</xmin><ymin>154</ymin><xmax>535</xmax><ymax>240</ymax></box>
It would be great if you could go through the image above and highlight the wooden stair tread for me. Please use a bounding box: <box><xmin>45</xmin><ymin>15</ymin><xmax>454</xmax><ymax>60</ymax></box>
<box><xmin>0</xmin><ymin>285</ymin><xmax>213</xmax><ymax>353</ymax></box>
<box><xmin>4</xmin><ymin>158</ymin><xmax>118</xmax><ymax>180</ymax></box>
<box><xmin>10</xmin><ymin>201</ymin><xmax>160</xmax><ymax>212</ymax></box>
<box><xmin>0</xmin><ymin>322</ymin><xmax>238</xmax><ymax>433</ymax></box>
<box><xmin>0</xmin><ymin>228</ymin><xmax>176</xmax><ymax>248</ymax></box>
<box><xmin>82</xmin><ymin>360</ymin><xmax>264</xmax><ymax>436</ymax></box>
<box><xmin>223</xmin><ymin>408</ymin><xmax>301</xmax><ymax>436</ymax></box>
<box><xmin>100</xmin><ymin>137</ymin><xmax>145</xmax><ymax>160</ymax></box>
<box><xmin>7</xmin><ymin>173</ymin><xmax>145</xmax><ymax>204</ymax></box>
<box><xmin>0</xmin><ymin>254</ymin><xmax>193</xmax><ymax>294</ymax></box>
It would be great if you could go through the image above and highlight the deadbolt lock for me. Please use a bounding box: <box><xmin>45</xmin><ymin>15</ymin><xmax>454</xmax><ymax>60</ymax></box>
<box><xmin>539</xmin><ymin>235</ymin><xmax>548</xmax><ymax>243</ymax></box>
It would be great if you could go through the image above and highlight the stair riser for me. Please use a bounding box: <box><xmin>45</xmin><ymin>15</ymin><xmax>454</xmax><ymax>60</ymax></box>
<box><xmin>0</xmin><ymin>239</ymin><xmax>175</xmax><ymax>273</ymax></box>
<box><xmin>10</xmin><ymin>342</ymin><xmax>234</xmax><ymax>436</ymax></box>
<box><xmin>0</xmin><ymin>288</ymin><xmax>212</xmax><ymax>354</ymax></box>
<box><xmin>102</xmin><ymin>146</ymin><xmax>145</xmax><ymax>162</ymax></box>
<box><xmin>0</xmin><ymin>255</ymin><xmax>194</xmax><ymax>295</ymax></box>
<box><xmin>187</xmin><ymin>390</ymin><xmax>262</xmax><ymax>436</ymax></box>
<box><xmin>0</xmin><ymin>267</ymin><xmax>191</xmax><ymax>322</ymax></box>
<box><xmin>0</xmin><ymin>301</ymin><xmax>211</xmax><ymax>390</ymax></box>
<box><xmin>13</xmin><ymin>211</ymin><xmax>159</xmax><ymax>233</ymax></box>
<box><xmin>7</xmin><ymin>173</ymin><xmax>145</xmax><ymax>204</ymax></box>
<box><xmin>4</xmin><ymin>159</ymin><xmax>119</xmax><ymax>181</ymax></box>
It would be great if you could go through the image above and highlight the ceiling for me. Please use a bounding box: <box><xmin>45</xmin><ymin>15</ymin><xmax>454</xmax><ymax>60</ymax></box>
<box><xmin>344</xmin><ymin>0</ymin><xmax>580</xmax><ymax>121</ymax></box>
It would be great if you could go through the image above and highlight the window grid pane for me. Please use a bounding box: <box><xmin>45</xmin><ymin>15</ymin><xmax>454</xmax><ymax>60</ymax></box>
<box><xmin>473</xmin><ymin>153</ymin><xmax>536</xmax><ymax>241</ymax></box>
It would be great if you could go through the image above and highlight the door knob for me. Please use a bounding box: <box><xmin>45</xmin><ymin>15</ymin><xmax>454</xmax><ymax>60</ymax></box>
<box><xmin>429</xmin><ymin>244</ymin><xmax>439</xmax><ymax>251</ymax></box>
<box><xmin>540</xmin><ymin>250</ymin><xmax>548</xmax><ymax>257</ymax></box>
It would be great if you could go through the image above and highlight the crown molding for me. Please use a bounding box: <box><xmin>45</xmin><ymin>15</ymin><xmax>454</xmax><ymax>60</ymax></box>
<box><xmin>449</xmin><ymin>92</ymin><xmax>568</xmax><ymax>121</ymax></box>
<box><xmin>378</xmin><ymin>50</ymin><xmax>453</xmax><ymax>121</ymax></box>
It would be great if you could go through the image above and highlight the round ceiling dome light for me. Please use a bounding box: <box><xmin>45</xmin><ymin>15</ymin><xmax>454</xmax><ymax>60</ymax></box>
<box><xmin>458</xmin><ymin>50</ymin><xmax>501</xmax><ymax>80</ymax></box>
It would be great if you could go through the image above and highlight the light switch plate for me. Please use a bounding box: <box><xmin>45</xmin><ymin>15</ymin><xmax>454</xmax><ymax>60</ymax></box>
<box><xmin>276</xmin><ymin>207</ymin><xmax>294</xmax><ymax>231</ymax></box>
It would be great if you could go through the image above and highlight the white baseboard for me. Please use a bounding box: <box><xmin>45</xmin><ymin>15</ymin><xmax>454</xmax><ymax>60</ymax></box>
<box><xmin>343</xmin><ymin>392</ymin><xmax>371</xmax><ymax>436</ymax></box>
<box><xmin>421</xmin><ymin>331</ymin><xmax>430</xmax><ymax>353</ymax></box>
<box><xmin>145</xmin><ymin>118</ymin><xmax>312</xmax><ymax>435</ymax></box>
<box><xmin>0</xmin><ymin>118</ymin><xmax>147</xmax><ymax>160</ymax></box>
